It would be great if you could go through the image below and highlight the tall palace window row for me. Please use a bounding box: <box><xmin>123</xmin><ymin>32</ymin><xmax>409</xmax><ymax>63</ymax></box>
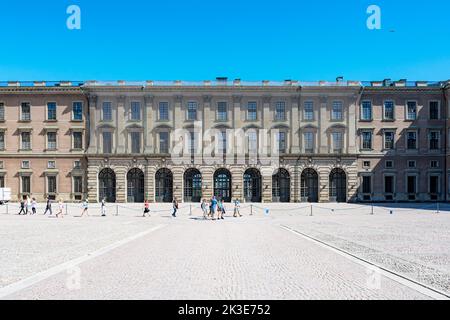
<box><xmin>360</xmin><ymin>101</ymin><xmax>441</xmax><ymax>121</ymax></box>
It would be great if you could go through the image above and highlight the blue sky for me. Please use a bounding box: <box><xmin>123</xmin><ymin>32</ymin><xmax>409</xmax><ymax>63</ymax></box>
<box><xmin>0</xmin><ymin>0</ymin><xmax>449</xmax><ymax>81</ymax></box>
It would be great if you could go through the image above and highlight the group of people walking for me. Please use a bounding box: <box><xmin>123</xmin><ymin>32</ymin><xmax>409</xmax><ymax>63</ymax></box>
<box><xmin>16</xmin><ymin>196</ymin><xmax>245</xmax><ymax>219</ymax></box>
<box><xmin>201</xmin><ymin>196</ymin><xmax>242</xmax><ymax>220</ymax></box>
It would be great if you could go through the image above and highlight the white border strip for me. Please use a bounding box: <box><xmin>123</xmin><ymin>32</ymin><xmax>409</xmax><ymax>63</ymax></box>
<box><xmin>280</xmin><ymin>225</ymin><xmax>449</xmax><ymax>300</ymax></box>
<box><xmin>0</xmin><ymin>224</ymin><xmax>166</xmax><ymax>299</ymax></box>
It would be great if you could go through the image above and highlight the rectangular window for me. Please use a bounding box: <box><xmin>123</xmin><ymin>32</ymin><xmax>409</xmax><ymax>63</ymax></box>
<box><xmin>217</xmin><ymin>102</ymin><xmax>227</xmax><ymax>121</ymax></box>
<box><xmin>21</xmin><ymin>103</ymin><xmax>31</xmax><ymax>121</ymax></box>
<box><xmin>0</xmin><ymin>176</ymin><xmax>4</xmax><ymax>188</ymax></box>
<box><xmin>159</xmin><ymin>132</ymin><xmax>169</xmax><ymax>153</ymax></box>
<box><xmin>0</xmin><ymin>132</ymin><xmax>4</xmax><ymax>150</ymax></box>
<box><xmin>47</xmin><ymin>176</ymin><xmax>57</xmax><ymax>194</ymax></box>
<box><xmin>406</xmin><ymin>101</ymin><xmax>417</xmax><ymax>120</ymax></box>
<box><xmin>304</xmin><ymin>101</ymin><xmax>314</xmax><ymax>120</ymax></box>
<box><xmin>102</xmin><ymin>102</ymin><xmax>112</xmax><ymax>121</ymax></box>
<box><xmin>430</xmin><ymin>176</ymin><xmax>439</xmax><ymax>194</ymax></box>
<box><xmin>384</xmin><ymin>176</ymin><xmax>394</xmax><ymax>194</ymax></box>
<box><xmin>247</xmin><ymin>102</ymin><xmax>257</xmax><ymax>121</ymax></box>
<box><xmin>47</xmin><ymin>132</ymin><xmax>57</xmax><ymax>150</ymax></box>
<box><xmin>130</xmin><ymin>102</ymin><xmax>141</xmax><ymax>121</ymax></box>
<box><xmin>74</xmin><ymin>161</ymin><xmax>81</xmax><ymax>169</ymax></box>
<box><xmin>408</xmin><ymin>160</ymin><xmax>416</xmax><ymax>168</ymax></box>
<box><xmin>102</xmin><ymin>132</ymin><xmax>112</xmax><ymax>154</ymax></box>
<box><xmin>304</xmin><ymin>132</ymin><xmax>314</xmax><ymax>153</ymax></box>
<box><xmin>187</xmin><ymin>102</ymin><xmax>197</xmax><ymax>120</ymax></box>
<box><xmin>362</xmin><ymin>176</ymin><xmax>372</xmax><ymax>194</ymax></box>
<box><xmin>429</xmin><ymin>131</ymin><xmax>440</xmax><ymax>150</ymax></box>
<box><xmin>407</xmin><ymin>175</ymin><xmax>417</xmax><ymax>194</ymax></box>
<box><xmin>275</xmin><ymin>101</ymin><xmax>286</xmax><ymax>121</ymax></box>
<box><xmin>430</xmin><ymin>160</ymin><xmax>439</xmax><ymax>168</ymax></box>
<box><xmin>188</xmin><ymin>131</ymin><xmax>196</xmax><ymax>154</ymax></box>
<box><xmin>384</xmin><ymin>131</ymin><xmax>395</xmax><ymax>149</ymax></box>
<box><xmin>131</xmin><ymin>132</ymin><xmax>141</xmax><ymax>153</ymax></box>
<box><xmin>332</xmin><ymin>132</ymin><xmax>343</xmax><ymax>153</ymax></box>
<box><xmin>363</xmin><ymin>161</ymin><xmax>371</xmax><ymax>168</ymax></box>
<box><xmin>159</xmin><ymin>102</ymin><xmax>169</xmax><ymax>120</ymax></box>
<box><xmin>21</xmin><ymin>132</ymin><xmax>31</xmax><ymax>150</ymax></box>
<box><xmin>22</xmin><ymin>176</ymin><xmax>31</xmax><ymax>193</ymax></box>
<box><xmin>407</xmin><ymin>131</ymin><xmax>417</xmax><ymax>150</ymax></box>
<box><xmin>73</xmin><ymin>176</ymin><xmax>83</xmax><ymax>193</ymax></box>
<box><xmin>361</xmin><ymin>101</ymin><xmax>372</xmax><ymax>121</ymax></box>
<box><xmin>384</xmin><ymin>101</ymin><xmax>395</xmax><ymax>120</ymax></box>
<box><xmin>73</xmin><ymin>132</ymin><xmax>83</xmax><ymax>149</ymax></box>
<box><xmin>47</xmin><ymin>102</ymin><xmax>57</xmax><ymax>120</ymax></box>
<box><xmin>385</xmin><ymin>160</ymin><xmax>394</xmax><ymax>169</ymax></box>
<box><xmin>277</xmin><ymin>131</ymin><xmax>286</xmax><ymax>153</ymax></box>
<box><xmin>72</xmin><ymin>102</ymin><xmax>83</xmax><ymax>121</ymax></box>
<box><xmin>0</xmin><ymin>103</ymin><xmax>4</xmax><ymax>121</ymax></box>
<box><xmin>331</xmin><ymin>101</ymin><xmax>343</xmax><ymax>120</ymax></box>
<box><xmin>362</xmin><ymin>131</ymin><xmax>372</xmax><ymax>150</ymax></box>
<box><xmin>21</xmin><ymin>161</ymin><xmax>30</xmax><ymax>169</ymax></box>
<box><xmin>47</xmin><ymin>161</ymin><xmax>56</xmax><ymax>169</ymax></box>
<box><xmin>247</xmin><ymin>131</ymin><xmax>257</xmax><ymax>154</ymax></box>
<box><xmin>218</xmin><ymin>131</ymin><xmax>227</xmax><ymax>153</ymax></box>
<box><xmin>429</xmin><ymin>101</ymin><xmax>439</xmax><ymax>120</ymax></box>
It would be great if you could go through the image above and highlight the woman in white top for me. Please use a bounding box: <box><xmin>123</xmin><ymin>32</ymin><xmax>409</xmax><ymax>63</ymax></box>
<box><xmin>56</xmin><ymin>199</ymin><xmax>64</xmax><ymax>218</ymax></box>
<box><xmin>31</xmin><ymin>198</ymin><xmax>37</xmax><ymax>215</ymax></box>
<box><xmin>81</xmin><ymin>199</ymin><xmax>89</xmax><ymax>217</ymax></box>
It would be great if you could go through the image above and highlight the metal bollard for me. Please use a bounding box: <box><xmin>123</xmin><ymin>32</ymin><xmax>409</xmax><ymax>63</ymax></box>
<box><xmin>250</xmin><ymin>204</ymin><xmax>253</xmax><ymax>216</ymax></box>
<box><xmin>371</xmin><ymin>204</ymin><xmax>374</xmax><ymax>215</ymax></box>
<box><xmin>116</xmin><ymin>204</ymin><xmax>119</xmax><ymax>216</ymax></box>
<box><xmin>390</xmin><ymin>210</ymin><xmax>393</xmax><ymax>215</ymax></box>
<box><xmin>65</xmin><ymin>203</ymin><xmax>68</xmax><ymax>216</ymax></box>
<box><xmin>189</xmin><ymin>204</ymin><xmax>192</xmax><ymax>216</ymax></box>
<box><xmin>436</xmin><ymin>202</ymin><xmax>440</xmax><ymax>214</ymax></box>
<box><xmin>310</xmin><ymin>204</ymin><xmax>313</xmax><ymax>216</ymax></box>
<box><xmin>6</xmin><ymin>203</ymin><xmax>8</xmax><ymax>215</ymax></box>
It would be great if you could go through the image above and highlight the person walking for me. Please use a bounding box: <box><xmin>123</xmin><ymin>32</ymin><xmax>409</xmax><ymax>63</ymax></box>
<box><xmin>56</xmin><ymin>198</ymin><xmax>64</xmax><ymax>218</ymax></box>
<box><xmin>31</xmin><ymin>197</ymin><xmax>37</xmax><ymax>215</ymax></box>
<box><xmin>201</xmin><ymin>199</ymin><xmax>208</xmax><ymax>219</ymax></box>
<box><xmin>101</xmin><ymin>198</ymin><xmax>106</xmax><ymax>217</ymax></box>
<box><xmin>233</xmin><ymin>198</ymin><xmax>242</xmax><ymax>217</ymax></box>
<box><xmin>172</xmin><ymin>198</ymin><xmax>179</xmax><ymax>217</ymax></box>
<box><xmin>25</xmin><ymin>196</ymin><xmax>31</xmax><ymax>215</ymax></box>
<box><xmin>18</xmin><ymin>199</ymin><xmax>26</xmax><ymax>215</ymax></box>
<box><xmin>143</xmin><ymin>199</ymin><xmax>150</xmax><ymax>217</ymax></box>
<box><xmin>43</xmin><ymin>197</ymin><xmax>52</xmax><ymax>215</ymax></box>
<box><xmin>217</xmin><ymin>199</ymin><xmax>225</xmax><ymax>220</ymax></box>
<box><xmin>80</xmin><ymin>199</ymin><xmax>89</xmax><ymax>217</ymax></box>
<box><xmin>210</xmin><ymin>196</ymin><xmax>218</xmax><ymax>220</ymax></box>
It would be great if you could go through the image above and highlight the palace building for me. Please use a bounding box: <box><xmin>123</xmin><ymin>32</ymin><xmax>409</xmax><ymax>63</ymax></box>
<box><xmin>0</xmin><ymin>79</ymin><xmax>449</xmax><ymax>203</ymax></box>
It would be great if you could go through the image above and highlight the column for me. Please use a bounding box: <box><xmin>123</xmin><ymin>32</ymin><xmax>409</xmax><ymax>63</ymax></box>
<box><xmin>261</xmin><ymin>166</ymin><xmax>273</xmax><ymax>203</ymax></box>
<box><xmin>172</xmin><ymin>166</ymin><xmax>183</xmax><ymax>202</ymax></box>
<box><xmin>116</xmin><ymin>96</ymin><xmax>126</xmax><ymax>154</ymax></box>
<box><xmin>115</xmin><ymin>165</ymin><xmax>127</xmax><ymax>203</ymax></box>
<box><xmin>87</xmin><ymin>95</ymin><xmax>98</xmax><ymax>153</ymax></box>
<box><xmin>200</xmin><ymin>166</ymin><xmax>214</xmax><ymax>200</ymax></box>
<box><xmin>231</xmin><ymin>166</ymin><xmax>244</xmax><ymax>202</ymax></box>
<box><xmin>319</xmin><ymin>164</ymin><xmax>329</xmax><ymax>202</ymax></box>
<box><xmin>144</xmin><ymin>95</ymin><xmax>154</xmax><ymax>154</ymax></box>
<box><xmin>319</xmin><ymin>95</ymin><xmax>328</xmax><ymax>154</ymax></box>
<box><xmin>347</xmin><ymin>95</ymin><xmax>357</xmax><ymax>154</ymax></box>
<box><xmin>290</xmin><ymin>95</ymin><xmax>300</xmax><ymax>153</ymax></box>
<box><xmin>87</xmin><ymin>163</ymin><xmax>98</xmax><ymax>202</ymax></box>
<box><xmin>145</xmin><ymin>163</ymin><xmax>156</xmax><ymax>202</ymax></box>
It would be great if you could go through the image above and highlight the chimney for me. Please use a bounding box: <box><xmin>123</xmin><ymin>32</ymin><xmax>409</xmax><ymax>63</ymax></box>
<box><xmin>60</xmin><ymin>81</ymin><xmax>72</xmax><ymax>86</ymax></box>
<box><xmin>383</xmin><ymin>78</ymin><xmax>391</xmax><ymax>86</ymax></box>
<box><xmin>203</xmin><ymin>80</ymin><xmax>211</xmax><ymax>86</ymax></box>
<box><xmin>117</xmin><ymin>80</ymin><xmax>126</xmax><ymax>86</ymax></box>
<box><xmin>8</xmin><ymin>81</ymin><xmax>20</xmax><ymax>87</ymax></box>
<box><xmin>146</xmin><ymin>80</ymin><xmax>154</xmax><ymax>86</ymax></box>
<box><xmin>262</xmin><ymin>80</ymin><xmax>270</xmax><ymax>86</ymax></box>
<box><xmin>336</xmin><ymin>76</ymin><xmax>344</xmax><ymax>82</ymax></box>
<box><xmin>34</xmin><ymin>81</ymin><xmax>46</xmax><ymax>87</ymax></box>
<box><xmin>233</xmin><ymin>79</ymin><xmax>241</xmax><ymax>86</ymax></box>
<box><xmin>216</xmin><ymin>77</ymin><xmax>228</xmax><ymax>85</ymax></box>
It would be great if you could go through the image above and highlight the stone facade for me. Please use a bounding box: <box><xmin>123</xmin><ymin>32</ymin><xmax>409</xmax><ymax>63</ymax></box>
<box><xmin>1</xmin><ymin>79</ymin><xmax>449</xmax><ymax>203</ymax></box>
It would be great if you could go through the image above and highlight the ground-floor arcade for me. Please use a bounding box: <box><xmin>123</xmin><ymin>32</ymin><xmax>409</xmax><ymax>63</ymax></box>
<box><xmin>86</xmin><ymin>157</ymin><xmax>359</xmax><ymax>203</ymax></box>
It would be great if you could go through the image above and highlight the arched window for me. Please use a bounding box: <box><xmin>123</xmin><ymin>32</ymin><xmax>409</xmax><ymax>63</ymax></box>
<box><xmin>300</xmin><ymin>169</ymin><xmax>319</xmax><ymax>203</ymax></box>
<box><xmin>272</xmin><ymin>169</ymin><xmax>290</xmax><ymax>202</ymax></box>
<box><xmin>214</xmin><ymin>169</ymin><xmax>232</xmax><ymax>202</ymax></box>
<box><xmin>127</xmin><ymin>168</ymin><xmax>144</xmax><ymax>203</ymax></box>
<box><xmin>99</xmin><ymin>168</ymin><xmax>116</xmax><ymax>202</ymax></box>
<box><xmin>243</xmin><ymin>168</ymin><xmax>262</xmax><ymax>202</ymax></box>
<box><xmin>155</xmin><ymin>169</ymin><xmax>173</xmax><ymax>203</ymax></box>
<box><xmin>329</xmin><ymin>168</ymin><xmax>347</xmax><ymax>202</ymax></box>
<box><xmin>184</xmin><ymin>169</ymin><xmax>202</xmax><ymax>202</ymax></box>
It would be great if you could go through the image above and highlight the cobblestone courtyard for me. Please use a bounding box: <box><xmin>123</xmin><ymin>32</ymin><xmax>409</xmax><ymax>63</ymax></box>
<box><xmin>0</xmin><ymin>203</ymin><xmax>449</xmax><ymax>300</ymax></box>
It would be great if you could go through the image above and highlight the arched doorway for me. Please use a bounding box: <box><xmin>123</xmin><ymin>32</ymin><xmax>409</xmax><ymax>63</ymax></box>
<box><xmin>99</xmin><ymin>168</ymin><xmax>116</xmax><ymax>202</ymax></box>
<box><xmin>301</xmin><ymin>168</ymin><xmax>319</xmax><ymax>202</ymax></box>
<box><xmin>243</xmin><ymin>168</ymin><xmax>262</xmax><ymax>202</ymax></box>
<box><xmin>214</xmin><ymin>168</ymin><xmax>232</xmax><ymax>202</ymax></box>
<box><xmin>272</xmin><ymin>168</ymin><xmax>290</xmax><ymax>202</ymax></box>
<box><xmin>127</xmin><ymin>168</ymin><xmax>144</xmax><ymax>203</ymax></box>
<box><xmin>155</xmin><ymin>168</ymin><xmax>173</xmax><ymax>203</ymax></box>
<box><xmin>184</xmin><ymin>169</ymin><xmax>202</xmax><ymax>202</ymax></box>
<box><xmin>329</xmin><ymin>168</ymin><xmax>347</xmax><ymax>202</ymax></box>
